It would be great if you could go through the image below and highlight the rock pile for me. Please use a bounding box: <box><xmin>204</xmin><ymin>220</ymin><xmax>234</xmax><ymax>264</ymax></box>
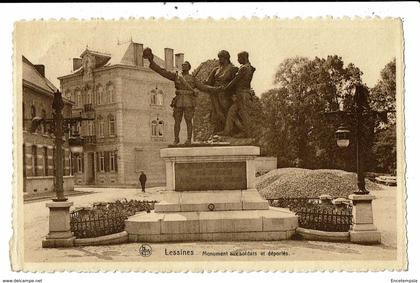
<box><xmin>256</xmin><ymin>168</ymin><xmax>382</xmax><ymax>199</ymax></box>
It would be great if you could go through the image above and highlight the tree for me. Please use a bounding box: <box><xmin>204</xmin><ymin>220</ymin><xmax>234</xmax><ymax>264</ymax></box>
<box><xmin>262</xmin><ymin>55</ymin><xmax>365</xmax><ymax>169</ymax></box>
<box><xmin>370</xmin><ymin>58</ymin><xmax>397</xmax><ymax>173</ymax></box>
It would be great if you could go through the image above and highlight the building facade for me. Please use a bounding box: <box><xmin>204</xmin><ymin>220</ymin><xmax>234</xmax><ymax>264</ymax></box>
<box><xmin>59</xmin><ymin>42</ymin><xmax>185</xmax><ymax>187</ymax></box>
<box><xmin>22</xmin><ymin>56</ymin><xmax>74</xmax><ymax>195</ymax></box>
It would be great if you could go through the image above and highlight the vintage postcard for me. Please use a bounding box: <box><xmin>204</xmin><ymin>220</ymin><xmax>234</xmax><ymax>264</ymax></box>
<box><xmin>11</xmin><ymin>17</ymin><xmax>406</xmax><ymax>272</ymax></box>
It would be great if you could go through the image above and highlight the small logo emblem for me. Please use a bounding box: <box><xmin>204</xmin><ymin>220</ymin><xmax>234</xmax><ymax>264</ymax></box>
<box><xmin>208</xmin><ymin>203</ymin><xmax>215</xmax><ymax>211</ymax></box>
<box><xmin>139</xmin><ymin>244</ymin><xmax>152</xmax><ymax>257</ymax></box>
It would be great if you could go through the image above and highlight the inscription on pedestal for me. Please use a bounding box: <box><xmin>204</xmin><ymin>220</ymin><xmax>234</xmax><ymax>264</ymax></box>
<box><xmin>175</xmin><ymin>162</ymin><xmax>246</xmax><ymax>191</ymax></box>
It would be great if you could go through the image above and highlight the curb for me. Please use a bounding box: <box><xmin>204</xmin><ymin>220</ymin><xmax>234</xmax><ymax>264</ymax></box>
<box><xmin>74</xmin><ymin>231</ymin><xmax>129</xmax><ymax>246</ymax></box>
<box><xmin>296</xmin><ymin>227</ymin><xmax>349</xmax><ymax>242</ymax></box>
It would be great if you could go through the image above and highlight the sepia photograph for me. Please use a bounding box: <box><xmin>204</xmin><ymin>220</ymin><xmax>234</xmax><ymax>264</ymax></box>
<box><xmin>4</xmin><ymin>3</ymin><xmax>417</xmax><ymax>278</ymax></box>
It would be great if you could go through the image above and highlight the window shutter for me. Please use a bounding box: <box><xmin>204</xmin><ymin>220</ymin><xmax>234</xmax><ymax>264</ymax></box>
<box><xmin>81</xmin><ymin>153</ymin><xmax>85</xmax><ymax>173</ymax></box>
<box><xmin>115</xmin><ymin>151</ymin><xmax>118</xmax><ymax>172</ymax></box>
<box><xmin>96</xmin><ymin>152</ymin><xmax>100</xmax><ymax>172</ymax></box>
<box><xmin>104</xmin><ymin>151</ymin><xmax>109</xmax><ymax>172</ymax></box>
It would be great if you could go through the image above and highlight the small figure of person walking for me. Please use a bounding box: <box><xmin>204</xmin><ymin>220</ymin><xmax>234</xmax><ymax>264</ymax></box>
<box><xmin>139</xmin><ymin>171</ymin><xmax>147</xmax><ymax>192</ymax></box>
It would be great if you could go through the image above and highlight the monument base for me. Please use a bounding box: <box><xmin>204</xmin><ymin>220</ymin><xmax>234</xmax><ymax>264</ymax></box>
<box><xmin>42</xmin><ymin>201</ymin><xmax>75</xmax><ymax>248</ymax></box>
<box><xmin>125</xmin><ymin>190</ymin><xmax>298</xmax><ymax>242</ymax></box>
<box><xmin>348</xmin><ymin>194</ymin><xmax>381</xmax><ymax>244</ymax></box>
<box><xmin>126</xmin><ymin>145</ymin><xmax>298</xmax><ymax>242</ymax></box>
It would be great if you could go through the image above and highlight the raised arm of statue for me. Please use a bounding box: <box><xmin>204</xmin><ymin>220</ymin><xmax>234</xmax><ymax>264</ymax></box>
<box><xmin>148</xmin><ymin>60</ymin><xmax>176</xmax><ymax>82</ymax></box>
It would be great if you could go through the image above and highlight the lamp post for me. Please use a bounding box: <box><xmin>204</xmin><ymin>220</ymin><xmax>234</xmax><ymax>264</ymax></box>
<box><xmin>325</xmin><ymin>84</ymin><xmax>387</xmax><ymax>194</ymax></box>
<box><xmin>325</xmin><ymin>83</ymin><xmax>388</xmax><ymax>244</ymax></box>
<box><xmin>30</xmin><ymin>90</ymin><xmax>93</xmax><ymax>248</ymax></box>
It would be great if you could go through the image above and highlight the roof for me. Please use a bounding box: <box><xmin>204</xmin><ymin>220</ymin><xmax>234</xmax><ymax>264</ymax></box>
<box><xmin>23</xmin><ymin>56</ymin><xmax>72</xmax><ymax>104</ymax></box>
<box><xmin>22</xmin><ymin>56</ymin><xmax>58</xmax><ymax>93</ymax></box>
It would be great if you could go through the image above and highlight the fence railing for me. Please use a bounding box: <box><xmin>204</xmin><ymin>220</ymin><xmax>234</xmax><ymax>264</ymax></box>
<box><xmin>268</xmin><ymin>197</ymin><xmax>352</xmax><ymax>232</ymax></box>
<box><xmin>296</xmin><ymin>207</ymin><xmax>352</xmax><ymax>232</ymax></box>
<box><xmin>70</xmin><ymin>200</ymin><xmax>157</xmax><ymax>238</ymax></box>
<box><xmin>70</xmin><ymin>209</ymin><xmax>126</xmax><ymax>238</ymax></box>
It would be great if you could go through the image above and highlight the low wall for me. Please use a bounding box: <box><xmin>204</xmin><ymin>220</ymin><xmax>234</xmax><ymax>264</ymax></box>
<box><xmin>25</xmin><ymin>176</ymin><xmax>74</xmax><ymax>194</ymax></box>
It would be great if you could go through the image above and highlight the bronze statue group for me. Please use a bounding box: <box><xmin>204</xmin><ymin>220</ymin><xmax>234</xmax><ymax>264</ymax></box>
<box><xmin>142</xmin><ymin>48</ymin><xmax>255</xmax><ymax>145</ymax></box>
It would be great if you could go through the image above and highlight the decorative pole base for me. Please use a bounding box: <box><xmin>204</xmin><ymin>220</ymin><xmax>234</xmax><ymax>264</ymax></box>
<box><xmin>348</xmin><ymin>194</ymin><xmax>381</xmax><ymax>244</ymax></box>
<box><xmin>42</xmin><ymin>201</ymin><xmax>75</xmax><ymax>248</ymax></box>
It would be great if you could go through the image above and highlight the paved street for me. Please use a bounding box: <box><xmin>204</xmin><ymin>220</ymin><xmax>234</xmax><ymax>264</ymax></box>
<box><xmin>24</xmin><ymin>186</ymin><xmax>398</xmax><ymax>263</ymax></box>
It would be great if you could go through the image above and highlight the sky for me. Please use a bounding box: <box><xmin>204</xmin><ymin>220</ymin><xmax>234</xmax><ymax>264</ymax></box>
<box><xmin>15</xmin><ymin>19</ymin><xmax>401</xmax><ymax>95</ymax></box>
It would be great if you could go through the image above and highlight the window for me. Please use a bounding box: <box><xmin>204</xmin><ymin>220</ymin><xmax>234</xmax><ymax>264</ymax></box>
<box><xmin>98</xmin><ymin>116</ymin><xmax>104</xmax><ymax>137</ymax></box>
<box><xmin>110</xmin><ymin>151</ymin><xmax>117</xmax><ymax>172</ymax></box>
<box><xmin>108</xmin><ymin>115</ymin><xmax>115</xmax><ymax>136</ymax></box>
<box><xmin>31</xmin><ymin>145</ymin><xmax>37</xmax><ymax>176</ymax></box>
<box><xmin>152</xmin><ymin>119</ymin><xmax>164</xmax><ymax>137</ymax></box>
<box><xmin>99</xmin><ymin>152</ymin><xmax>105</xmax><ymax>172</ymax></box>
<box><xmin>106</xmin><ymin>83</ymin><xmax>114</xmax><ymax>103</ymax></box>
<box><xmin>76</xmin><ymin>154</ymin><xmax>84</xmax><ymax>173</ymax></box>
<box><xmin>158</xmin><ymin>120</ymin><xmax>164</xmax><ymax>136</ymax></box>
<box><xmin>88</xmin><ymin>121</ymin><xmax>95</xmax><ymax>136</ymax></box>
<box><xmin>75</xmin><ymin>89</ymin><xmax>82</xmax><ymax>107</ymax></box>
<box><xmin>157</xmin><ymin>90</ymin><xmax>163</xmax><ymax>105</ymax></box>
<box><xmin>150</xmin><ymin>89</ymin><xmax>163</xmax><ymax>106</ymax></box>
<box><xmin>96</xmin><ymin>85</ymin><xmax>103</xmax><ymax>105</ymax></box>
<box><xmin>151</xmin><ymin>120</ymin><xmax>157</xmax><ymax>137</ymax></box>
<box><xmin>86</xmin><ymin>87</ymin><xmax>93</xmax><ymax>104</ymax></box>
<box><xmin>43</xmin><ymin>147</ymin><xmax>48</xmax><ymax>176</ymax></box>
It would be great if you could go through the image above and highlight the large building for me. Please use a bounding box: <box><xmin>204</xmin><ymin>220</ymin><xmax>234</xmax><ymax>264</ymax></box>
<box><xmin>59</xmin><ymin>41</ymin><xmax>186</xmax><ymax>187</ymax></box>
<box><xmin>22</xmin><ymin>56</ymin><xmax>74</xmax><ymax>195</ymax></box>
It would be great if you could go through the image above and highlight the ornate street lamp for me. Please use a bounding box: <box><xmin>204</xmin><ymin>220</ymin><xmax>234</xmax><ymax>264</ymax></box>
<box><xmin>30</xmin><ymin>90</ymin><xmax>93</xmax><ymax>247</ymax></box>
<box><xmin>30</xmin><ymin>91</ymin><xmax>92</xmax><ymax>201</ymax></box>
<box><xmin>325</xmin><ymin>84</ymin><xmax>388</xmax><ymax>195</ymax></box>
<box><xmin>324</xmin><ymin>83</ymin><xmax>390</xmax><ymax>244</ymax></box>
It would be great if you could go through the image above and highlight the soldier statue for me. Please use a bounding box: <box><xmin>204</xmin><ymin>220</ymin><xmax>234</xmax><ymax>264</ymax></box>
<box><xmin>217</xmin><ymin>51</ymin><xmax>256</xmax><ymax>138</ymax></box>
<box><xmin>143</xmin><ymin>48</ymin><xmax>199</xmax><ymax>145</ymax></box>
<box><xmin>204</xmin><ymin>50</ymin><xmax>238</xmax><ymax>134</ymax></box>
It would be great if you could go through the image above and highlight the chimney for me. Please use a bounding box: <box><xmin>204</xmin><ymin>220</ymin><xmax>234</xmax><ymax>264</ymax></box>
<box><xmin>164</xmin><ymin>48</ymin><xmax>174</xmax><ymax>71</ymax></box>
<box><xmin>73</xmin><ymin>58</ymin><xmax>83</xmax><ymax>71</ymax></box>
<box><xmin>133</xmin><ymin>43</ymin><xmax>144</xmax><ymax>67</ymax></box>
<box><xmin>175</xmin><ymin>53</ymin><xmax>184</xmax><ymax>70</ymax></box>
<box><xmin>34</xmin><ymin>64</ymin><xmax>45</xmax><ymax>77</ymax></box>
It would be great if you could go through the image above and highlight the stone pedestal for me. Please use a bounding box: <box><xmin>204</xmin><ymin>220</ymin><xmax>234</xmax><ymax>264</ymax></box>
<box><xmin>42</xmin><ymin>201</ymin><xmax>75</xmax><ymax>248</ymax></box>
<box><xmin>126</xmin><ymin>146</ymin><xmax>298</xmax><ymax>242</ymax></box>
<box><xmin>161</xmin><ymin>146</ymin><xmax>259</xmax><ymax>191</ymax></box>
<box><xmin>348</xmin><ymin>194</ymin><xmax>381</xmax><ymax>244</ymax></box>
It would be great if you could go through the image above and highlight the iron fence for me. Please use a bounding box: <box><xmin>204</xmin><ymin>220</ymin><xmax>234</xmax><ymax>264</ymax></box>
<box><xmin>268</xmin><ymin>197</ymin><xmax>352</xmax><ymax>232</ymax></box>
<box><xmin>70</xmin><ymin>209</ymin><xmax>126</xmax><ymax>238</ymax></box>
<box><xmin>70</xmin><ymin>199</ymin><xmax>156</xmax><ymax>238</ymax></box>
<box><xmin>296</xmin><ymin>207</ymin><xmax>352</xmax><ymax>232</ymax></box>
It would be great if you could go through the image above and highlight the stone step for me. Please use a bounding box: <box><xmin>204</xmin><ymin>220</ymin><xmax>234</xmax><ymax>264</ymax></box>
<box><xmin>125</xmin><ymin>207</ymin><xmax>298</xmax><ymax>242</ymax></box>
<box><xmin>154</xmin><ymin>189</ymin><xmax>269</xmax><ymax>212</ymax></box>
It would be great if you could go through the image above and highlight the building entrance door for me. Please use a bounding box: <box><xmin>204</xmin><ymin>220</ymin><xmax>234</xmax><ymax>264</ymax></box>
<box><xmin>86</xmin><ymin>152</ymin><xmax>95</xmax><ymax>184</ymax></box>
